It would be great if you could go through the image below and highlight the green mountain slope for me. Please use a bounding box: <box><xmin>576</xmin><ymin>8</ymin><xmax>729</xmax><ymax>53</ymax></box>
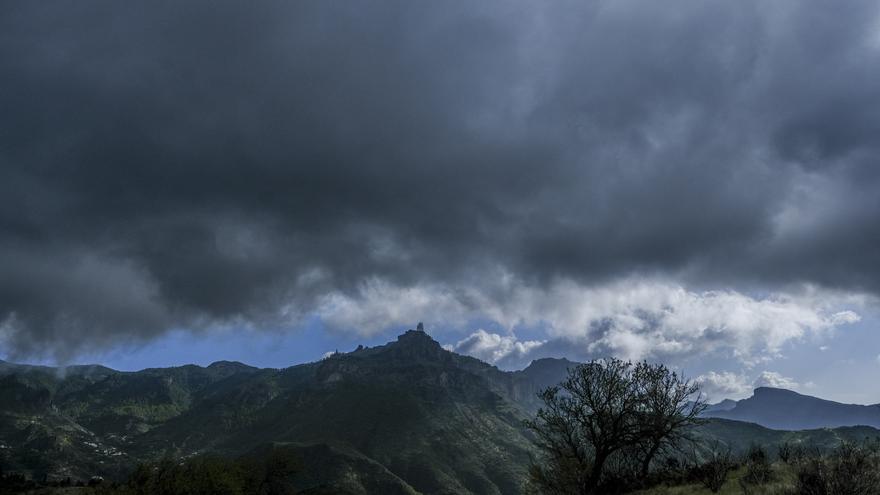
<box><xmin>2</xmin><ymin>330</ymin><xmax>878</xmax><ymax>494</ymax></box>
<box><xmin>134</xmin><ymin>330</ymin><xmax>536</xmax><ymax>494</ymax></box>
<box><xmin>692</xmin><ymin>417</ymin><xmax>880</xmax><ymax>455</ymax></box>
<box><xmin>252</xmin><ymin>442</ymin><xmax>421</xmax><ymax>495</ymax></box>
<box><xmin>0</xmin><ymin>330</ymin><xmax>539</xmax><ymax>494</ymax></box>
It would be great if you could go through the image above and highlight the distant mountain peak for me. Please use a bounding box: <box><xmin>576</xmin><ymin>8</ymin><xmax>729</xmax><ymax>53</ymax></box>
<box><xmin>386</xmin><ymin>328</ymin><xmax>450</xmax><ymax>363</ymax></box>
<box><xmin>753</xmin><ymin>386</ymin><xmax>800</xmax><ymax>395</ymax></box>
<box><xmin>396</xmin><ymin>328</ymin><xmax>439</xmax><ymax>345</ymax></box>
<box><xmin>707</xmin><ymin>386</ymin><xmax>880</xmax><ymax>430</ymax></box>
<box><xmin>522</xmin><ymin>357</ymin><xmax>575</xmax><ymax>376</ymax></box>
<box><xmin>525</xmin><ymin>357</ymin><xmax>573</xmax><ymax>368</ymax></box>
<box><xmin>207</xmin><ymin>360</ymin><xmax>254</xmax><ymax>370</ymax></box>
<box><xmin>517</xmin><ymin>357</ymin><xmax>576</xmax><ymax>390</ymax></box>
<box><xmin>703</xmin><ymin>398</ymin><xmax>738</xmax><ymax>414</ymax></box>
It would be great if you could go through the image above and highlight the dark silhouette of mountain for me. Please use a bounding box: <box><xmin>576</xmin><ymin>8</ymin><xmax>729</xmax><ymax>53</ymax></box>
<box><xmin>704</xmin><ymin>399</ymin><xmax>737</xmax><ymax>414</ymax></box>
<box><xmin>516</xmin><ymin>357</ymin><xmax>576</xmax><ymax>391</ymax></box>
<box><xmin>707</xmin><ymin>387</ymin><xmax>880</xmax><ymax>430</ymax></box>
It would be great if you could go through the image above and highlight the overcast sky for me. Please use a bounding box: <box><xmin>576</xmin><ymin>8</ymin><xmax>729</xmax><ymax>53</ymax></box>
<box><xmin>2</xmin><ymin>0</ymin><xmax>879</xmax><ymax>402</ymax></box>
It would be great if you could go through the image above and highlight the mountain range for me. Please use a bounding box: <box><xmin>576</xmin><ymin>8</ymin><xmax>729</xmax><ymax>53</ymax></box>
<box><xmin>2</xmin><ymin>329</ymin><xmax>879</xmax><ymax>494</ymax></box>
<box><xmin>704</xmin><ymin>386</ymin><xmax>880</xmax><ymax>430</ymax></box>
<box><xmin>0</xmin><ymin>330</ymin><xmax>558</xmax><ymax>494</ymax></box>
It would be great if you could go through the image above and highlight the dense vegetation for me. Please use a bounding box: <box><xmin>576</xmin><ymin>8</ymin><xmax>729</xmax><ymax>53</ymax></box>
<box><xmin>629</xmin><ymin>440</ymin><xmax>880</xmax><ymax>495</ymax></box>
<box><xmin>100</xmin><ymin>446</ymin><xmax>299</xmax><ymax>495</ymax></box>
<box><xmin>1</xmin><ymin>445</ymin><xmax>299</xmax><ymax>495</ymax></box>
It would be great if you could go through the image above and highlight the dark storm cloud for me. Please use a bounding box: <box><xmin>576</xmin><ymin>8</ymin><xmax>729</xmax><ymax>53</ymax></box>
<box><xmin>1</xmin><ymin>0</ymin><xmax>879</xmax><ymax>358</ymax></box>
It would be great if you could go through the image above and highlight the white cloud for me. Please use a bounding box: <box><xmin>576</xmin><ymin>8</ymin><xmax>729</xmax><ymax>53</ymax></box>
<box><xmin>449</xmin><ymin>329</ymin><xmax>544</xmax><ymax>368</ymax></box>
<box><xmin>830</xmin><ymin>311</ymin><xmax>861</xmax><ymax>325</ymax></box>
<box><xmin>315</xmin><ymin>279</ymin><xmax>472</xmax><ymax>336</ymax></box>
<box><xmin>313</xmin><ymin>276</ymin><xmax>862</xmax><ymax>366</ymax></box>
<box><xmin>695</xmin><ymin>371</ymin><xmax>753</xmax><ymax>401</ymax></box>
<box><xmin>753</xmin><ymin>371</ymin><xmax>799</xmax><ymax>390</ymax></box>
<box><xmin>696</xmin><ymin>370</ymin><xmax>805</xmax><ymax>401</ymax></box>
<box><xmin>516</xmin><ymin>280</ymin><xmax>860</xmax><ymax>363</ymax></box>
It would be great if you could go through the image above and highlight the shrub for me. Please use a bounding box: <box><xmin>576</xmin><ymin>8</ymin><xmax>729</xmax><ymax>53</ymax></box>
<box><xmin>795</xmin><ymin>457</ymin><xmax>830</xmax><ymax>495</ymax></box>
<box><xmin>777</xmin><ymin>442</ymin><xmax>794</xmax><ymax>464</ymax></box>
<box><xmin>778</xmin><ymin>441</ymin><xmax>810</xmax><ymax>466</ymax></box>
<box><xmin>826</xmin><ymin>442</ymin><xmax>880</xmax><ymax>495</ymax></box>
<box><xmin>742</xmin><ymin>444</ymin><xmax>773</xmax><ymax>486</ymax></box>
<box><xmin>694</xmin><ymin>446</ymin><xmax>733</xmax><ymax>493</ymax></box>
<box><xmin>794</xmin><ymin>442</ymin><xmax>880</xmax><ymax>495</ymax></box>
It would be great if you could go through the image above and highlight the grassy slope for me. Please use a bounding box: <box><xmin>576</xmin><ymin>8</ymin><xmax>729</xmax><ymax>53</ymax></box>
<box><xmin>634</xmin><ymin>464</ymin><xmax>797</xmax><ymax>495</ymax></box>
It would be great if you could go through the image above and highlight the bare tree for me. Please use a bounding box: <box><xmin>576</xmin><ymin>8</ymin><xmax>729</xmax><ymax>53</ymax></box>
<box><xmin>525</xmin><ymin>385</ymin><xmax>592</xmax><ymax>494</ymax></box>
<box><xmin>526</xmin><ymin>359</ymin><xmax>642</xmax><ymax>494</ymax></box>
<box><xmin>633</xmin><ymin>362</ymin><xmax>706</xmax><ymax>478</ymax></box>
<box><xmin>526</xmin><ymin>358</ymin><xmax>706</xmax><ymax>494</ymax></box>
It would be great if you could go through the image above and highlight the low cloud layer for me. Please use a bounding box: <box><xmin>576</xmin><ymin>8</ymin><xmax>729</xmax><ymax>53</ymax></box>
<box><xmin>753</xmin><ymin>371</ymin><xmax>801</xmax><ymax>390</ymax></box>
<box><xmin>695</xmin><ymin>372</ymin><xmax>754</xmax><ymax>401</ymax></box>
<box><xmin>447</xmin><ymin>330</ymin><xmax>545</xmax><ymax>369</ymax></box>
<box><xmin>1</xmin><ymin>0</ymin><xmax>879</xmax><ymax>360</ymax></box>
<box><xmin>368</xmin><ymin>278</ymin><xmax>864</xmax><ymax>369</ymax></box>
<box><xmin>696</xmin><ymin>370</ymin><xmax>805</xmax><ymax>401</ymax></box>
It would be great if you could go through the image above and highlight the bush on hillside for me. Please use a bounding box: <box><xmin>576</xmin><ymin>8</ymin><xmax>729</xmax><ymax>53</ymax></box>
<box><xmin>794</xmin><ymin>442</ymin><xmax>880</xmax><ymax>495</ymax></box>
<box><xmin>742</xmin><ymin>444</ymin><xmax>773</xmax><ymax>486</ymax></box>
<box><xmin>693</xmin><ymin>445</ymin><xmax>734</xmax><ymax>493</ymax></box>
<box><xmin>778</xmin><ymin>441</ymin><xmax>812</xmax><ymax>466</ymax></box>
<box><xmin>83</xmin><ymin>446</ymin><xmax>300</xmax><ymax>495</ymax></box>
